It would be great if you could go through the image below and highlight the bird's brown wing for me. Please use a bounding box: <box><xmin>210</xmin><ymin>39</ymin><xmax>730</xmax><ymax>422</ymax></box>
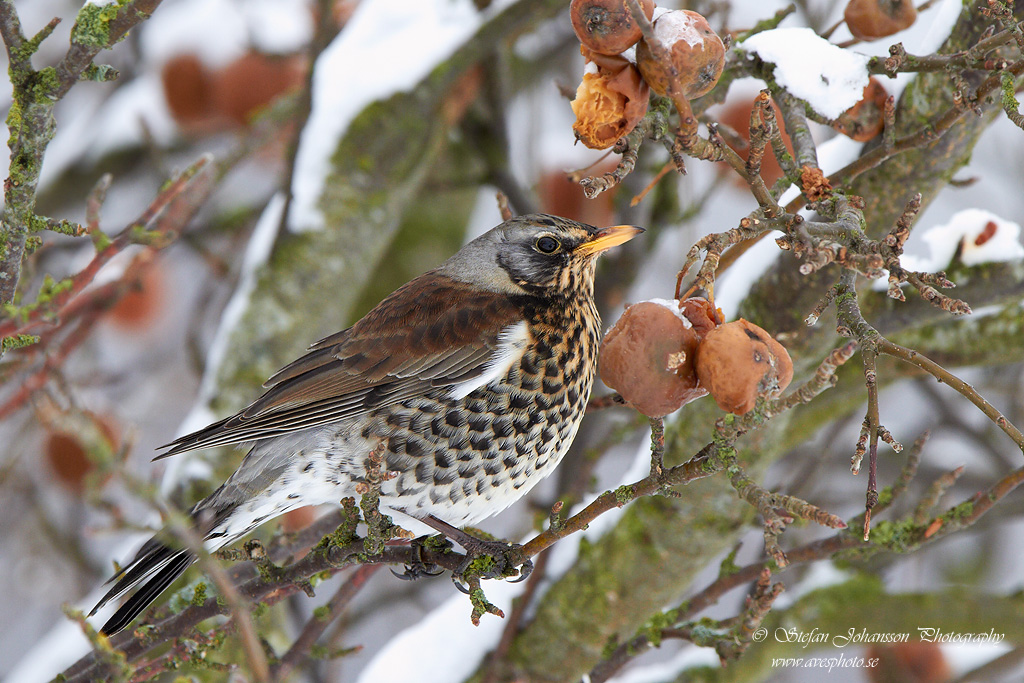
<box><xmin>157</xmin><ymin>273</ymin><xmax>526</xmax><ymax>458</ymax></box>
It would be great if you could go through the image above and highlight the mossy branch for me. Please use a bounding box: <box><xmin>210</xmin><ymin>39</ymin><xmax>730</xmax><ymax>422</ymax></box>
<box><xmin>0</xmin><ymin>0</ymin><xmax>164</xmax><ymax>306</ymax></box>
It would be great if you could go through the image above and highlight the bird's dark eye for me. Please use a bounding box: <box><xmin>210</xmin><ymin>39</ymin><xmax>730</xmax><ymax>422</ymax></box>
<box><xmin>535</xmin><ymin>236</ymin><xmax>561</xmax><ymax>254</ymax></box>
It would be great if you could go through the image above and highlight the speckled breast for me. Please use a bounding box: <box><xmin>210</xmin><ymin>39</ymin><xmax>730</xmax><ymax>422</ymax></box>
<box><xmin>367</xmin><ymin>296</ymin><xmax>601</xmax><ymax>526</ymax></box>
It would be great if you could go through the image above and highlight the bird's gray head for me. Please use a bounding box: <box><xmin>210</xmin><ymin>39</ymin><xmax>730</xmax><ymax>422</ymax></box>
<box><xmin>440</xmin><ymin>213</ymin><xmax>643</xmax><ymax>297</ymax></box>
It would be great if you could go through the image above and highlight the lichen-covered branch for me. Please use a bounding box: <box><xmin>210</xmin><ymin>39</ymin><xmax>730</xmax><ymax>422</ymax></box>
<box><xmin>0</xmin><ymin>0</ymin><xmax>163</xmax><ymax>306</ymax></box>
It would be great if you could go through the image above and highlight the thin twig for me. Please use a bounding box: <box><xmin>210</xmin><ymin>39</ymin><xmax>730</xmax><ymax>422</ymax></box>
<box><xmin>168</xmin><ymin>518</ymin><xmax>271</xmax><ymax>683</ymax></box>
<box><xmin>271</xmin><ymin>564</ymin><xmax>380</xmax><ymax>679</ymax></box>
<box><xmin>481</xmin><ymin>550</ymin><xmax>551</xmax><ymax>683</ymax></box>
<box><xmin>0</xmin><ymin>155</ymin><xmax>215</xmax><ymax>340</ymax></box>
<box><xmin>878</xmin><ymin>338</ymin><xmax>1024</xmax><ymax>453</ymax></box>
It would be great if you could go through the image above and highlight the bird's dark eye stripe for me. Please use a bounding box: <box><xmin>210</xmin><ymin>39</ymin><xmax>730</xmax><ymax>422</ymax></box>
<box><xmin>536</xmin><ymin>236</ymin><xmax>560</xmax><ymax>253</ymax></box>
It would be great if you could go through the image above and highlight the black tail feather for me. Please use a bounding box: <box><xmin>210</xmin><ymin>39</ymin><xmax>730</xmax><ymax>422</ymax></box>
<box><xmin>91</xmin><ymin>504</ymin><xmax>238</xmax><ymax>635</ymax></box>
<box><xmin>90</xmin><ymin>538</ymin><xmax>178</xmax><ymax>613</ymax></box>
<box><xmin>91</xmin><ymin>540</ymin><xmax>196</xmax><ymax>636</ymax></box>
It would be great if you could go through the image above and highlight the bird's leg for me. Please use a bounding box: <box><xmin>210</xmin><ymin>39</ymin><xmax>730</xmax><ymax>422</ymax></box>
<box><xmin>391</xmin><ymin>535</ymin><xmax>449</xmax><ymax>581</ymax></box>
<box><xmin>420</xmin><ymin>514</ymin><xmax>533</xmax><ymax>583</ymax></box>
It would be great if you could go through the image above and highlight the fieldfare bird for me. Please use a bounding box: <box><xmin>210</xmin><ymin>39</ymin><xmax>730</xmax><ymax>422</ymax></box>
<box><xmin>90</xmin><ymin>213</ymin><xmax>642</xmax><ymax>635</ymax></box>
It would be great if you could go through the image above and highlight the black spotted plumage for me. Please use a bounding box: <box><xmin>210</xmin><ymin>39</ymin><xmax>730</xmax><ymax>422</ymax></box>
<box><xmin>90</xmin><ymin>213</ymin><xmax>641</xmax><ymax>636</ymax></box>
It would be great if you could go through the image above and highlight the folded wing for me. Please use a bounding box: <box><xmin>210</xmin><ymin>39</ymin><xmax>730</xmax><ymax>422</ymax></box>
<box><xmin>158</xmin><ymin>273</ymin><xmax>526</xmax><ymax>458</ymax></box>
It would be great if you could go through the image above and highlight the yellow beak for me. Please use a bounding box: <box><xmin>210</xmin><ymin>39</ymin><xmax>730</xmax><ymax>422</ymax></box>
<box><xmin>575</xmin><ymin>225</ymin><xmax>645</xmax><ymax>256</ymax></box>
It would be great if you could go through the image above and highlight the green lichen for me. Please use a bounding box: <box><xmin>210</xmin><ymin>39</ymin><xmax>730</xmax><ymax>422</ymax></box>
<box><xmin>718</xmin><ymin>546</ymin><xmax>741</xmax><ymax>578</ymax></box>
<box><xmin>865</xmin><ymin>519</ymin><xmax>921</xmax><ymax>553</ymax></box>
<box><xmin>1</xmin><ymin>333</ymin><xmax>39</xmax><ymax>352</ymax></box>
<box><xmin>82</xmin><ymin>63</ymin><xmax>120</xmax><ymax>83</ymax></box>
<box><xmin>30</xmin><ymin>67</ymin><xmax>59</xmax><ymax>103</ymax></box>
<box><xmin>2</xmin><ymin>275</ymin><xmax>73</xmax><ymax>324</ymax></box>
<box><xmin>311</xmin><ymin>643</ymin><xmax>360</xmax><ymax>661</ymax></box>
<box><xmin>713</xmin><ymin>445</ymin><xmax>738</xmax><ymax>469</ymax></box>
<box><xmin>600</xmin><ymin>634</ymin><xmax>620</xmax><ymax>660</ymax></box>
<box><xmin>71</xmin><ymin>1</ymin><xmax>127</xmax><ymax>49</ymax></box>
<box><xmin>91</xmin><ymin>228</ymin><xmax>113</xmax><ymax>252</ymax></box>
<box><xmin>252</xmin><ymin>557</ymin><xmax>284</xmax><ymax>583</ymax></box>
<box><xmin>835</xmin><ymin>290</ymin><xmax>857</xmax><ymax>306</ymax></box>
<box><xmin>469</xmin><ymin>586</ymin><xmax>502</xmax><ymax>625</ymax></box>
<box><xmin>614</xmin><ymin>484</ymin><xmax>635</xmax><ymax>505</ymax></box>
<box><xmin>874</xmin><ymin>485</ymin><xmax>894</xmax><ymax>510</ymax></box>
<box><xmin>5</xmin><ymin>100</ymin><xmax>22</xmax><ymax>147</ymax></box>
<box><xmin>639</xmin><ymin>608</ymin><xmax>681</xmax><ymax>648</ymax></box>
<box><xmin>30</xmin><ymin>214</ymin><xmax>82</xmax><ymax>236</ymax></box>
<box><xmin>332</xmin><ymin>497</ymin><xmax>361</xmax><ymax>547</ymax></box>
<box><xmin>942</xmin><ymin>499</ymin><xmax>975</xmax><ymax>523</ymax></box>
<box><xmin>39</xmin><ymin>274</ymin><xmax>73</xmax><ymax>301</ymax></box>
<box><xmin>466</xmin><ymin>554</ymin><xmax>497</xmax><ymax>576</ymax></box>
<box><xmin>688</xmin><ymin>619</ymin><xmax>725</xmax><ymax>647</ymax></box>
<box><xmin>423</xmin><ymin>534</ymin><xmax>453</xmax><ymax>553</ymax></box>
<box><xmin>190</xmin><ymin>582</ymin><xmax>207</xmax><ymax>607</ymax></box>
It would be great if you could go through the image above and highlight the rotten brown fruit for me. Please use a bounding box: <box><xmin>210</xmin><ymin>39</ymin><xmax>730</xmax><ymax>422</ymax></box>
<box><xmin>44</xmin><ymin>413</ymin><xmax>120</xmax><ymax>494</ymax></box>
<box><xmin>866</xmin><ymin>642</ymin><xmax>951</xmax><ymax>683</ymax></box>
<box><xmin>599</xmin><ymin>298</ymin><xmax>722</xmax><ymax>417</ymax></box>
<box><xmin>570</xmin><ymin>0</ymin><xmax>656</xmax><ymax>56</ymax></box>
<box><xmin>844</xmin><ymin>0</ymin><xmax>917</xmax><ymax>40</ymax></box>
<box><xmin>635</xmin><ymin>10</ymin><xmax>725</xmax><ymax>100</ymax></box>
<box><xmin>694</xmin><ymin>319</ymin><xmax>793</xmax><ymax>415</ymax></box>
<box><xmin>571</xmin><ymin>48</ymin><xmax>650</xmax><ymax>149</ymax></box>
<box><xmin>833</xmin><ymin>78</ymin><xmax>888</xmax><ymax>141</ymax></box>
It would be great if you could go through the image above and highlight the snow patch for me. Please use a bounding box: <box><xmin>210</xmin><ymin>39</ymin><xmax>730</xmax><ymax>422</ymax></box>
<box><xmin>6</xmin><ymin>619</ymin><xmax>91</xmax><ymax>683</ymax></box>
<box><xmin>289</xmin><ymin>0</ymin><xmax>516</xmax><ymax>232</ymax></box>
<box><xmin>243</xmin><ymin>0</ymin><xmax>313</xmax><ymax>55</ymax></box>
<box><xmin>742</xmin><ymin>27</ymin><xmax>869</xmax><ymax>119</ymax></box>
<box><xmin>872</xmin><ymin>209</ymin><xmax>1024</xmax><ymax>293</ymax></box>
<box><xmin>639</xmin><ymin>298</ymin><xmax>694</xmax><ymax>328</ymax></box>
<box><xmin>919</xmin><ymin>0</ymin><xmax>964</xmax><ymax>56</ymax></box>
<box><xmin>651</xmin><ymin>10</ymin><xmax>704</xmax><ymax>49</ymax></box>
<box><xmin>923</xmin><ymin>208</ymin><xmax>1024</xmax><ymax>268</ymax></box>
<box><xmin>355</xmin><ymin>579</ymin><xmax>518</xmax><ymax>683</ymax></box>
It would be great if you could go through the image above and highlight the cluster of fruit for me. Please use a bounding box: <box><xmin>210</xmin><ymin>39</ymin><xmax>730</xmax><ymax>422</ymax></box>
<box><xmin>569</xmin><ymin>0</ymin><xmax>725</xmax><ymax>149</ymax></box>
<box><xmin>599</xmin><ymin>298</ymin><xmax>793</xmax><ymax>418</ymax></box>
